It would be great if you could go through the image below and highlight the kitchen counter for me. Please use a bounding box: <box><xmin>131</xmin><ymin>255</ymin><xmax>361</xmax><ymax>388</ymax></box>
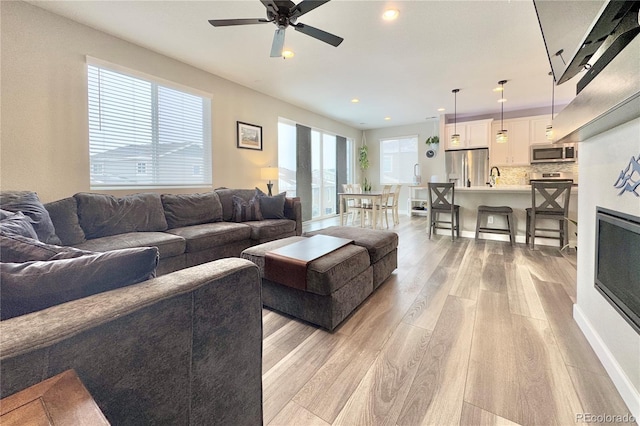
<box><xmin>429</xmin><ymin>184</ymin><xmax>578</xmax><ymax>246</ymax></box>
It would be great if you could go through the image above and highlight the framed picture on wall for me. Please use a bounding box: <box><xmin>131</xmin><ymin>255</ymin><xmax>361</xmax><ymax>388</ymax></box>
<box><xmin>237</xmin><ymin>121</ymin><xmax>263</xmax><ymax>150</ymax></box>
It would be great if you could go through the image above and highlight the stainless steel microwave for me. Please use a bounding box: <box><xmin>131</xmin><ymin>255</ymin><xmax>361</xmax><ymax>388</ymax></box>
<box><xmin>530</xmin><ymin>143</ymin><xmax>577</xmax><ymax>164</ymax></box>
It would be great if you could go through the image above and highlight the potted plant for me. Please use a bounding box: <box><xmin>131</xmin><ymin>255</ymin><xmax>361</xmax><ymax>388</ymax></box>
<box><xmin>359</xmin><ymin>145</ymin><xmax>369</xmax><ymax>171</ymax></box>
<box><xmin>425</xmin><ymin>135</ymin><xmax>439</xmax><ymax>146</ymax></box>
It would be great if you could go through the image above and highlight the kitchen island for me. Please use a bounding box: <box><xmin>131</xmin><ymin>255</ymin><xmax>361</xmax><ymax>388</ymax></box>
<box><xmin>423</xmin><ymin>185</ymin><xmax>578</xmax><ymax>246</ymax></box>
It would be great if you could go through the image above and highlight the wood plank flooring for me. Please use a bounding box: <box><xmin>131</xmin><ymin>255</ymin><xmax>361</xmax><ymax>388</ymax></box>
<box><xmin>262</xmin><ymin>216</ymin><xmax>634</xmax><ymax>426</ymax></box>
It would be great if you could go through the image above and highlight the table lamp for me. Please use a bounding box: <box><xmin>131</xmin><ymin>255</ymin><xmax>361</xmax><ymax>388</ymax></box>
<box><xmin>260</xmin><ymin>167</ymin><xmax>279</xmax><ymax>196</ymax></box>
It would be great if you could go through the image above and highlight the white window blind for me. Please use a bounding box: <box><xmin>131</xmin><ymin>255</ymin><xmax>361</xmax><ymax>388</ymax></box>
<box><xmin>380</xmin><ymin>135</ymin><xmax>418</xmax><ymax>184</ymax></box>
<box><xmin>88</xmin><ymin>63</ymin><xmax>212</xmax><ymax>189</ymax></box>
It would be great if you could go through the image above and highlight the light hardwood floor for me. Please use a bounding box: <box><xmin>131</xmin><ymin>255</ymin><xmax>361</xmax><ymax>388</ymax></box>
<box><xmin>262</xmin><ymin>216</ymin><xmax>634</xmax><ymax>426</ymax></box>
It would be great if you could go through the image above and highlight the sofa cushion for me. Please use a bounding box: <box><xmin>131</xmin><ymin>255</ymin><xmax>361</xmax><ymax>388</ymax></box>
<box><xmin>0</xmin><ymin>211</ymin><xmax>38</xmax><ymax>239</ymax></box>
<box><xmin>304</xmin><ymin>226</ymin><xmax>399</xmax><ymax>263</ymax></box>
<box><xmin>44</xmin><ymin>197</ymin><xmax>86</xmax><ymax>246</ymax></box>
<box><xmin>161</xmin><ymin>192</ymin><xmax>223</xmax><ymax>229</ymax></box>
<box><xmin>215</xmin><ymin>188</ymin><xmax>257</xmax><ymax>221</ymax></box>
<box><xmin>166</xmin><ymin>222</ymin><xmax>251</xmax><ymax>253</ymax></box>
<box><xmin>0</xmin><ymin>232</ymin><xmax>92</xmax><ymax>263</ymax></box>
<box><xmin>75</xmin><ymin>192</ymin><xmax>168</xmax><ymax>239</ymax></box>
<box><xmin>255</xmin><ymin>188</ymin><xmax>286</xmax><ymax>219</ymax></box>
<box><xmin>74</xmin><ymin>232</ymin><xmax>186</xmax><ymax>259</ymax></box>
<box><xmin>0</xmin><ymin>247</ymin><xmax>159</xmax><ymax>320</ymax></box>
<box><xmin>232</xmin><ymin>195</ymin><xmax>263</xmax><ymax>223</ymax></box>
<box><xmin>244</xmin><ymin>219</ymin><xmax>296</xmax><ymax>241</ymax></box>
<box><xmin>0</xmin><ymin>191</ymin><xmax>61</xmax><ymax>244</ymax></box>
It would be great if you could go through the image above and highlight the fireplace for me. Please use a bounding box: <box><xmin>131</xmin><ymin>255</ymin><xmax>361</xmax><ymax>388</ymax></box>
<box><xmin>595</xmin><ymin>207</ymin><xmax>640</xmax><ymax>333</ymax></box>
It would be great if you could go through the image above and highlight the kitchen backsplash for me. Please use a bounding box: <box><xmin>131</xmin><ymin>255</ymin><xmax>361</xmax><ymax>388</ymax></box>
<box><xmin>497</xmin><ymin>163</ymin><xmax>579</xmax><ymax>185</ymax></box>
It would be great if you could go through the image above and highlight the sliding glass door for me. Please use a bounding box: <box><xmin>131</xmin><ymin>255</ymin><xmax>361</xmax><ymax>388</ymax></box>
<box><xmin>311</xmin><ymin>130</ymin><xmax>336</xmax><ymax>218</ymax></box>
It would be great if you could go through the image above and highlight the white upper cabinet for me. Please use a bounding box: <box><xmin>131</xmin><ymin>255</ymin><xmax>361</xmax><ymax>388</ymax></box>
<box><xmin>490</xmin><ymin>119</ymin><xmax>530</xmax><ymax>166</ymax></box>
<box><xmin>444</xmin><ymin>119</ymin><xmax>492</xmax><ymax>150</ymax></box>
<box><xmin>530</xmin><ymin>116</ymin><xmax>553</xmax><ymax>145</ymax></box>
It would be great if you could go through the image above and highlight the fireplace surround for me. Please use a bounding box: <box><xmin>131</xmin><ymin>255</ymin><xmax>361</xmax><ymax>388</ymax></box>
<box><xmin>595</xmin><ymin>207</ymin><xmax>640</xmax><ymax>334</ymax></box>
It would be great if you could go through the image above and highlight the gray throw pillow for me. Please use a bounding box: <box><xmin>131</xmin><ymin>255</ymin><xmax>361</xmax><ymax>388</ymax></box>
<box><xmin>44</xmin><ymin>197</ymin><xmax>86</xmax><ymax>246</ymax></box>
<box><xmin>0</xmin><ymin>191</ymin><xmax>62</xmax><ymax>244</ymax></box>
<box><xmin>255</xmin><ymin>188</ymin><xmax>286</xmax><ymax>219</ymax></box>
<box><xmin>0</xmin><ymin>211</ymin><xmax>38</xmax><ymax>239</ymax></box>
<box><xmin>75</xmin><ymin>192</ymin><xmax>168</xmax><ymax>239</ymax></box>
<box><xmin>0</xmin><ymin>232</ymin><xmax>93</xmax><ymax>263</ymax></box>
<box><xmin>231</xmin><ymin>195</ymin><xmax>263</xmax><ymax>222</ymax></box>
<box><xmin>161</xmin><ymin>192</ymin><xmax>223</xmax><ymax>229</ymax></box>
<box><xmin>0</xmin><ymin>246</ymin><xmax>159</xmax><ymax>320</ymax></box>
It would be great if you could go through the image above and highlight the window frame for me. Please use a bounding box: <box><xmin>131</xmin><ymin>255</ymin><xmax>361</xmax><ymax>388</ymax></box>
<box><xmin>379</xmin><ymin>134</ymin><xmax>419</xmax><ymax>185</ymax></box>
<box><xmin>86</xmin><ymin>57</ymin><xmax>213</xmax><ymax>190</ymax></box>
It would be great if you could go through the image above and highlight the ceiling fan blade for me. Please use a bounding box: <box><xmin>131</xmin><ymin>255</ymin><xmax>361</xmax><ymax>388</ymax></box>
<box><xmin>208</xmin><ymin>18</ymin><xmax>270</xmax><ymax>27</ymax></box>
<box><xmin>293</xmin><ymin>23</ymin><xmax>343</xmax><ymax>47</ymax></box>
<box><xmin>270</xmin><ymin>28</ymin><xmax>286</xmax><ymax>57</ymax></box>
<box><xmin>290</xmin><ymin>0</ymin><xmax>331</xmax><ymax>20</ymax></box>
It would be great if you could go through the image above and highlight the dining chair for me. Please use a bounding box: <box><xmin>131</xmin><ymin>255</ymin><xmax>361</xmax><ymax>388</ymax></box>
<box><xmin>362</xmin><ymin>185</ymin><xmax>392</xmax><ymax>228</ymax></box>
<box><xmin>391</xmin><ymin>184</ymin><xmax>402</xmax><ymax>225</ymax></box>
<box><xmin>342</xmin><ymin>183</ymin><xmax>361</xmax><ymax>226</ymax></box>
<box><xmin>427</xmin><ymin>182</ymin><xmax>460</xmax><ymax>241</ymax></box>
<box><xmin>526</xmin><ymin>181</ymin><xmax>572</xmax><ymax>249</ymax></box>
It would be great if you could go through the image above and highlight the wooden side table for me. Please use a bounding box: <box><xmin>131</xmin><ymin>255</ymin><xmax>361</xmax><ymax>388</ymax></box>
<box><xmin>0</xmin><ymin>369</ymin><xmax>109</xmax><ymax>425</ymax></box>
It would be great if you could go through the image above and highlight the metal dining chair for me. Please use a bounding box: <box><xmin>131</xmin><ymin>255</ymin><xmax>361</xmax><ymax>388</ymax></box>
<box><xmin>427</xmin><ymin>182</ymin><xmax>460</xmax><ymax>241</ymax></box>
<box><xmin>526</xmin><ymin>181</ymin><xmax>572</xmax><ymax>249</ymax></box>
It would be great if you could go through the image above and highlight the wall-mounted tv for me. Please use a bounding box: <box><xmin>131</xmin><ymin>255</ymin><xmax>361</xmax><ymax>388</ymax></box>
<box><xmin>595</xmin><ymin>207</ymin><xmax>640</xmax><ymax>334</ymax></box>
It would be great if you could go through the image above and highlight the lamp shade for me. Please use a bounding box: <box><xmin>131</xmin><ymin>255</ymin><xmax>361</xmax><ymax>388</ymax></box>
<box><xmin>261</xmin><ymin>167</ymin><xmax>279</xmax><ymax>181</ymax></box>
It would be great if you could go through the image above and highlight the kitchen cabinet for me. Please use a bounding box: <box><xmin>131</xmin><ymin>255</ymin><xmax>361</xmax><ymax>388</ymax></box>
<box><xmin>490</xmin><ymin>119</ymin><xmax>530</xmax><ymax>166</ymax></box>
<box><xmin>444</xmin><ymin>119</ymin><xmax>492</xmax><ymax>150</ymax></box>
<box><xmin>530</xmin><ymin>116</ymin><xmax>553</xmax><ymax>144</ymax></box>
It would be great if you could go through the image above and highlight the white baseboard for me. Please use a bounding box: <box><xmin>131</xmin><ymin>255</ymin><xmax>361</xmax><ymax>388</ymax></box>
<box><xmin>573</xmin><ymin>304</ymin><xmax>640</xmax><ymax>420</ymax></box>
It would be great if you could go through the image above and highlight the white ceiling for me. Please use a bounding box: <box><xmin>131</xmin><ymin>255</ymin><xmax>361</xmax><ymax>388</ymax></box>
<box><xmin>28</xmin><ymin>0</ymin><xmax>579</xmax><ymax>130</ymax></box>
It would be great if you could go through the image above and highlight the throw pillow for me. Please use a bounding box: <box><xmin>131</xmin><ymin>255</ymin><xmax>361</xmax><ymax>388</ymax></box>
<box><xmin>0</xmin><ymin>232</ymin><xmax>93</xmax><ymax>263</ymax></box>
<box><xmin>231</xmin><ymin>195</ymin><xmax>263</xmax><ymax>222</ymax></box>
<box><xmin>0</xmin><ymin>211</ymin><xmax>38</xmax><ymax>239</ymax></box>
<box><xmin>0</xmin><ymin>246</ymin><xmax>159</xmax><ymax>320</ymax></box>
<box><xmin>0</xmin><ymin>191</ymin><xmax>61</xmax><ymax>244</ymax></box>
<box><xmin>255</xmin><ymin>188</ymin><xmax>286</xmax><ymax>219</ymax></box>
<box><xmin>44</xmin><ymin>197</ymin><xmax>86</xmax><ymax>246</ymax></box>
<box><xmin>161</xmin><ymin>191</ymin><xmax>223</xmax><ymax>229</ymax></box>
<box><xmin>74</xmin><ymin>192</ymin><xmax>168</xmax><ymax>239</ymax></box>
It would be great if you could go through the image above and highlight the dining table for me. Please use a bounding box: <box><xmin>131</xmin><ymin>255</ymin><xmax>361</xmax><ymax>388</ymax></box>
<box><xmin>338</xmin><ymin>191</ymin><xmax>384</xmax><ymax>229</ymax></box>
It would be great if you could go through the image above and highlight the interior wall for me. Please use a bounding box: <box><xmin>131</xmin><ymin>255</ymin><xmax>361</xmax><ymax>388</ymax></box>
<box><xmin>363</xmin><ymin>117</ymin><xmax>446</xmax><ymax>212</ymax></box>
<box><xmin>0</xmin><ymin>1</ymin><xmax>359</xmax><ymax>202</ymax></box>
<box><xmin>574</xmin><ymin>117</ymin><xmax>640</xmax><ymax>418</ymax></box>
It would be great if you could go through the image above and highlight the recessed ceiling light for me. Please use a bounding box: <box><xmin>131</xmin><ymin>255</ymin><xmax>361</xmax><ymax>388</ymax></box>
<box><xmin>351</xmin><ymin>98</ymin><xmax>360</xmax><ymax>103</ymax></box>
<box><xmin>437</xmin><ymin>107</ymin><xmax>445</xmax><ymax>112</ymax></box>
<box><xmin>282</xmin><ymin>50</ymin><xmax>295</xmax><ymax>59</ymax></box>
<box><xmin>384</xmin><ymin>116</ymin><xmax>391</xmax><ymax>121</ymax></box>
<box><xmin>382</xmin><ymin>9</ymin><xmax>399</xmax><ymax>20</ymax></box>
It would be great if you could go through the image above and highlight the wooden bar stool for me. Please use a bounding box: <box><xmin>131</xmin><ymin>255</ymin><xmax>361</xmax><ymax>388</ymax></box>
<box><xmin>475</xmin><ymin>205</ymin><xmax>515</xmax><ymax>245</ymax></box>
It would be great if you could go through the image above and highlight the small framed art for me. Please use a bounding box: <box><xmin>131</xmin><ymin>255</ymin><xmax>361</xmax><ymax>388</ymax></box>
<box><xmin>237</xmin><ymin>121</ymin><xmax>263</xmax><ymax>150</ymax></box>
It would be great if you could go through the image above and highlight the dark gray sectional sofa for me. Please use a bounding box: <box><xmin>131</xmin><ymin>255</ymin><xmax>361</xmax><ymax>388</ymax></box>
<box><xmin>44</xmin><ymin>188</ymin><xmax>302</xmax><ymax>275</ymax></box>
<box><xmin>0</xmin><ymin>188</ymin><xmax>302</xmax><ymax>424</ymax></box>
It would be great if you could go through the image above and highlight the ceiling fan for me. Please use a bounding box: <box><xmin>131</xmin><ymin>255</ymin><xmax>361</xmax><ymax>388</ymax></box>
<box><xmin>208</xmin><ymin>0</ymin><xmax>344</xmax><ymax>57</ymax></box>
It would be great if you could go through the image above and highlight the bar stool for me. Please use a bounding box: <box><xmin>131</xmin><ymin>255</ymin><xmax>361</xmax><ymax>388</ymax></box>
<box><xmin>427</xmin><ymin>182</ymin><xmax>460</xmax><ymax>241</ymax></box>
<box><xmin>526</xmin><ymin>181</ymin><xmax>572</xmax><ymax>249</ymax></box>
<box><xmin>475</xmin><ymin>205</ymin><xmax>515</xmax><ymax>245</ymax></box>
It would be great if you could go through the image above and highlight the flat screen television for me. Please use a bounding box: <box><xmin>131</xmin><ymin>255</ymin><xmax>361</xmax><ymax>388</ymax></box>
<box><xmin>595</xmin><ymin>207</ymin><xmax>640</xmax><ymax>334</ymax></box>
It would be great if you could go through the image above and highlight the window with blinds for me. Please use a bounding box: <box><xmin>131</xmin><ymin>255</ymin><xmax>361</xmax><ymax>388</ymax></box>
<box><xmin>87</xmin><ymin>62</ymin><xmax>212</xmax><ymax>189</ymax></box>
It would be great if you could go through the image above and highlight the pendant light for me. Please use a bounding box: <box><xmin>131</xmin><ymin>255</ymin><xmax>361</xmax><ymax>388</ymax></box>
<box><xmin>451</xmin><ymin>89</ymin><xmax>460</xmax><ymax>146</ymax></box>
<box><xmin>546</xmin><ymin>71</ymin><xmax>555</xmax><ymax>141</ymax></box>
<box><xmin>496</xmin><ymin>80</ymin><xmax>508</xmax><ymax>144</ymax></box>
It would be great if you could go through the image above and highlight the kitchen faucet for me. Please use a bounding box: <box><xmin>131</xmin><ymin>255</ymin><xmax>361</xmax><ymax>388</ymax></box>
<box><xmin>489</xmin><ymin>166</ymin><xmax>501</xmax><ymax>187</ymax></box>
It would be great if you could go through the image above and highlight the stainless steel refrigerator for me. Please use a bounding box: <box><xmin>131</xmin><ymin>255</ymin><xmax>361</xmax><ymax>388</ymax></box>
<box><xmin>444</xmin><ymin>148</ymin><xmax>489</xmax><ymax>188</ymax></box>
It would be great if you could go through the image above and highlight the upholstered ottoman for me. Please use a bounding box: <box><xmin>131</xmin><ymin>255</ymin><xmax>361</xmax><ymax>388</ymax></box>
<box><xmin>241</xmin><ymin>236</ymin><xmax>373</xmax><ymax>330</ymax></box>
<box><xmin>304</xmin><ymin>226</ymin><xmax>398</xmax><ymax>289</ymax></box>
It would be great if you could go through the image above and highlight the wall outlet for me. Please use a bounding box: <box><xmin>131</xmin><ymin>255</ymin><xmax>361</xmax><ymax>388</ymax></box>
<box><xmin>488</xmin><ymin>215</ymin><xmax>494</xmax><ymax>224</ymax></box>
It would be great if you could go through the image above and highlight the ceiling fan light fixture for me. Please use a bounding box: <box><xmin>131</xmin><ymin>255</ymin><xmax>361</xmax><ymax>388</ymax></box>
<box><xmin>382</xmin><ymin>9</ymin><xmax>399</xmax><ymax>20</ymax></box>
<box><xmin>496</xmin><ymin>80</ymin><xmax>508</xmax><ymax>144</ymax></box>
